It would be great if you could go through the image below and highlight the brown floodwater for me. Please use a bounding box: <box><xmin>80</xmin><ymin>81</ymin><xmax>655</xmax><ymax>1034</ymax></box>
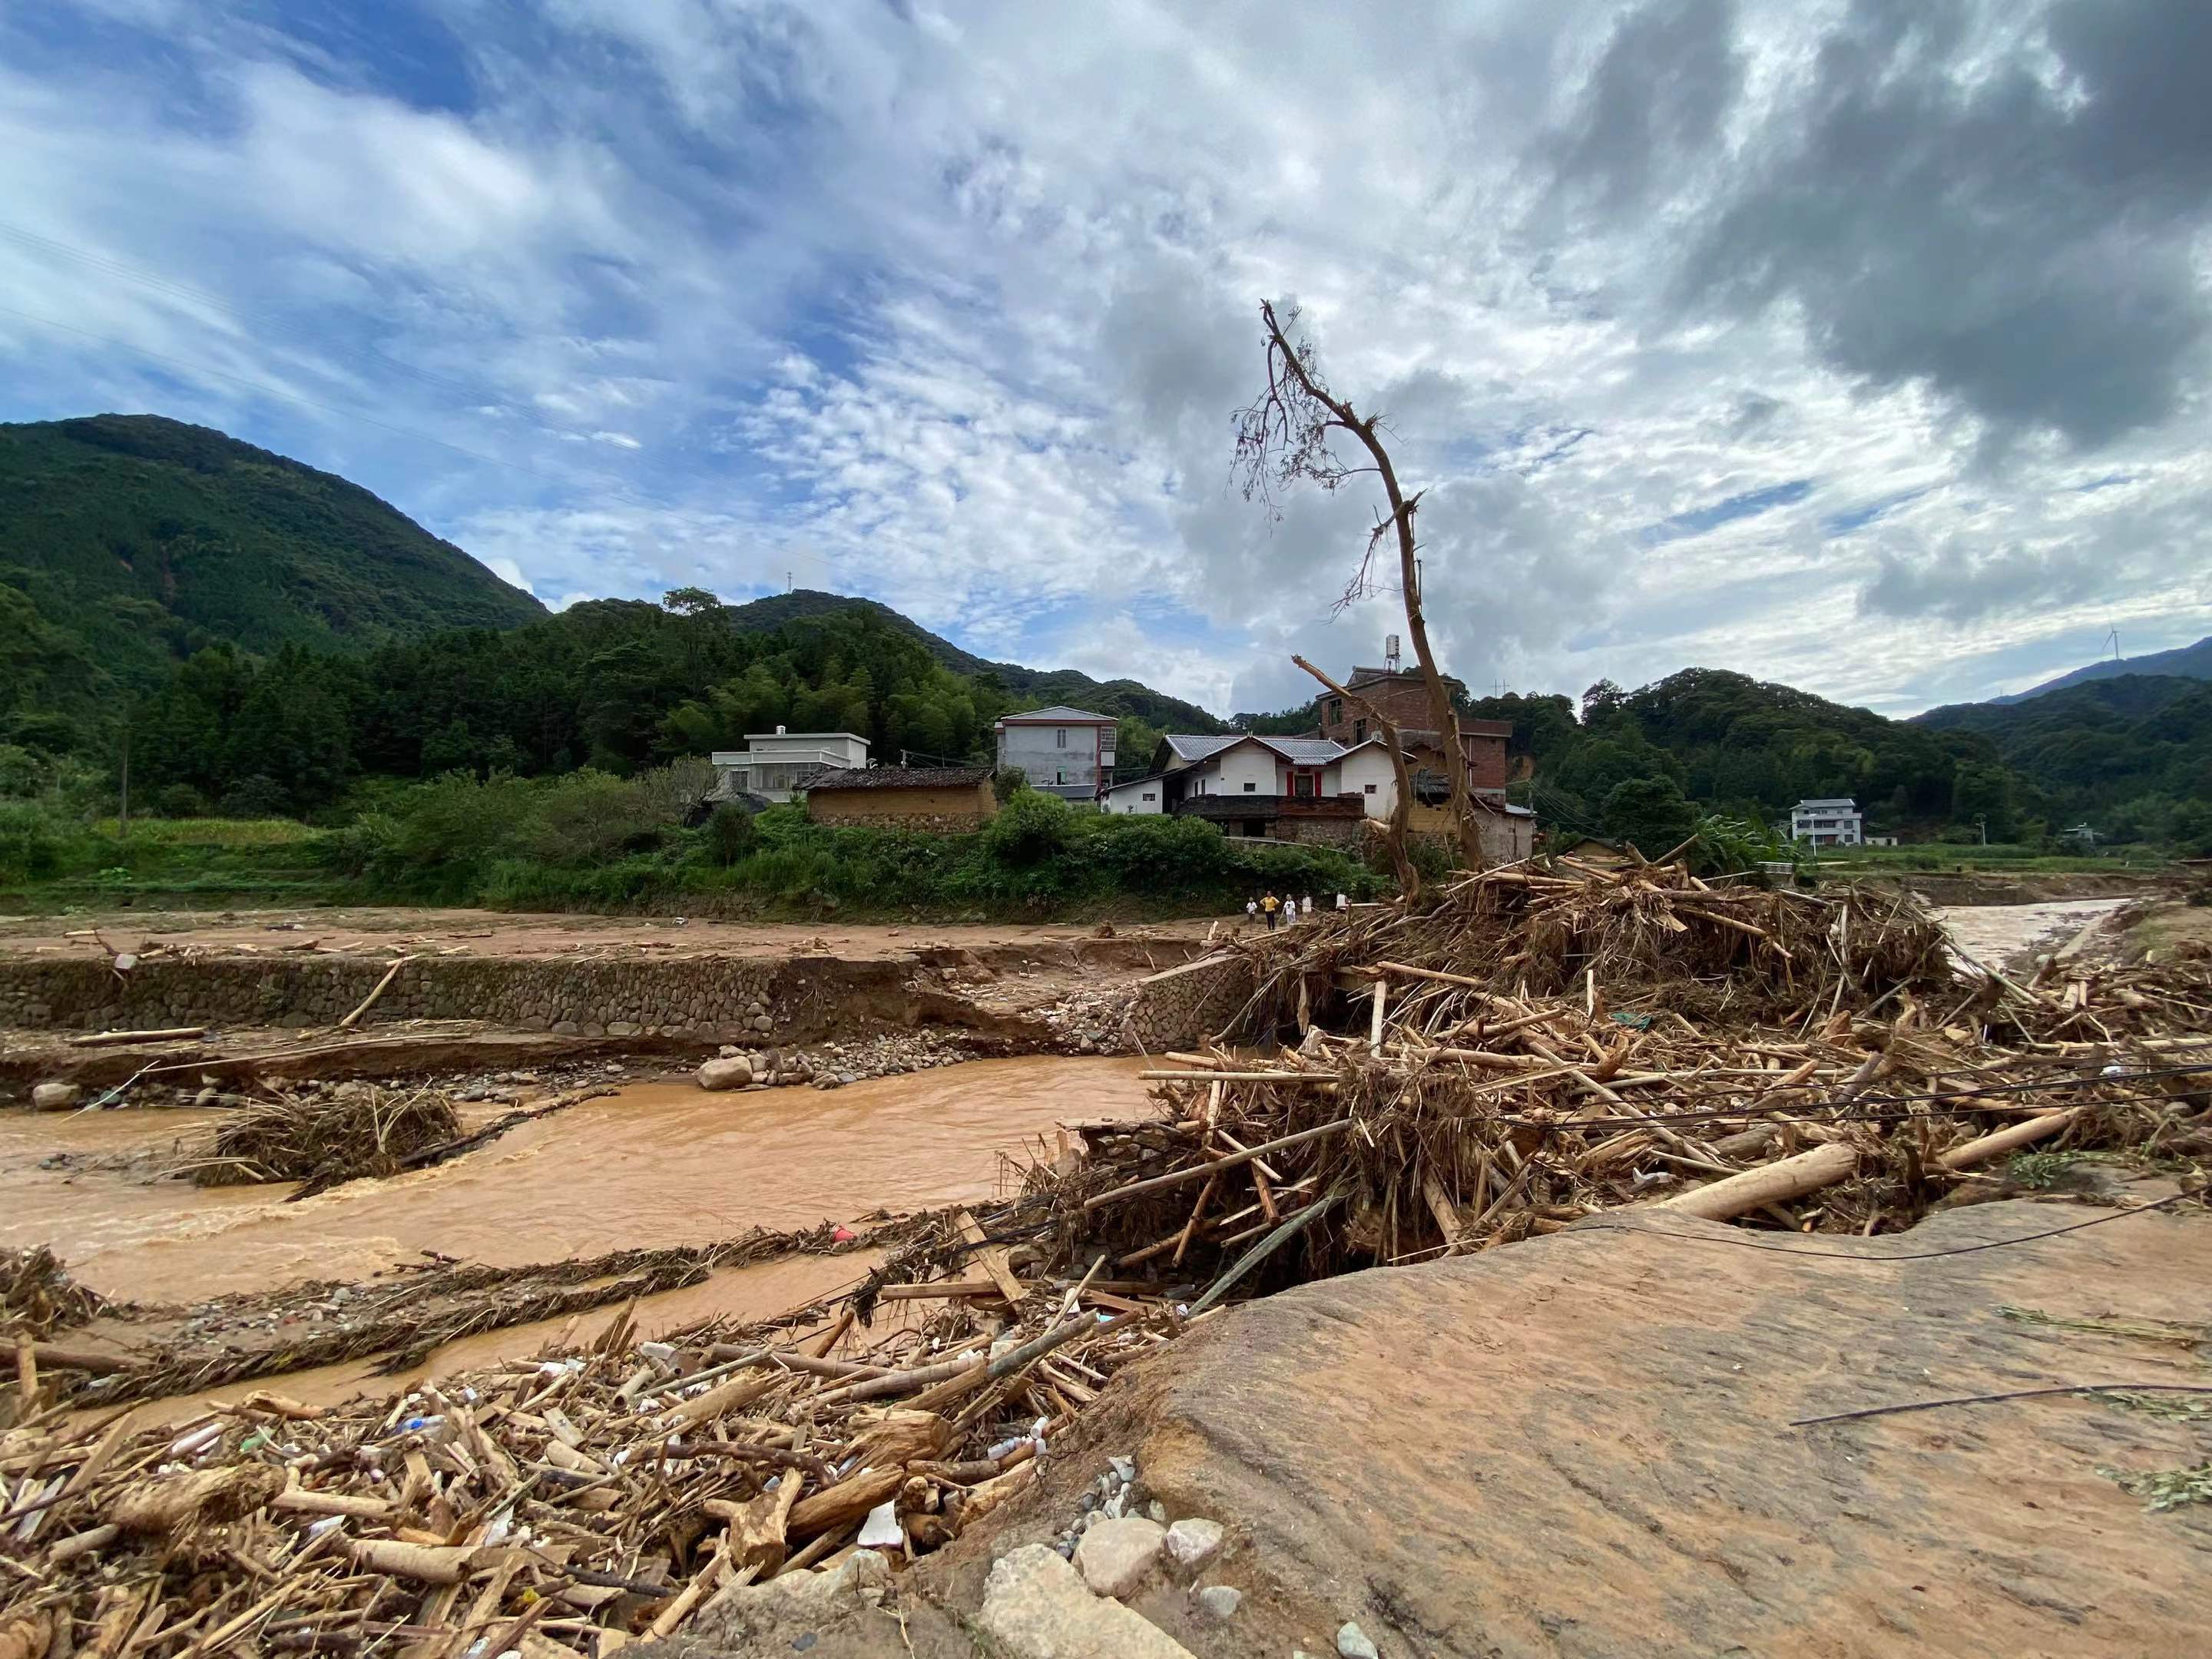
<box><xmin>0</xmin><ymin>1055</ymin><xmax>1151</xmax><ymax>1305</ymax></box>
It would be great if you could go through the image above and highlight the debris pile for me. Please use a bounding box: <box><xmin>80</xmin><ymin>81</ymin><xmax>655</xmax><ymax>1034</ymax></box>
<box><xmin>178</xmin><ymin>1088</ymin><xmax>462</xmax><ymax>1189</ymax></box>
<box><xmin>998</xmin><ymin>863</ymin><xmax>2212</xmax><ymax>1280</ymax></box>
<box><xmin>48</xmin><ymin>1221</ymin><xmax>906</xmax><ymax>1412</ymax></box>
<box><xmin>2</xmin><ymin>865</ymin><xmax>2204</xmax><ymax>1655</ymax></box>
<box><xmin>0</xmin><ymin>1247</ymin><xmax>103</xmax><ymax>1341</ymax></box>
<box><xmin>0</xmin><ymin>1250</ymin><xmax>1184</xmax><ymax>1657</ymax></box>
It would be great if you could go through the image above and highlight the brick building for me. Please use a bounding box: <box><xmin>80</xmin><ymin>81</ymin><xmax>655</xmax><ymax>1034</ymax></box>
<box><xmin>1317</xmin><ymin>666</ymin><xmax>1512</xmax><ymax>798</ymax></box>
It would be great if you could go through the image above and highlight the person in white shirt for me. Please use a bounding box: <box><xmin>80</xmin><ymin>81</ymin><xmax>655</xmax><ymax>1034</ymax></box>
<box><xmin>1245</xmin><ymin>898</ymin><xmax>1258</xmax><ymax>926</ymax></box>
<box><xmin>1300</xmin><ymin>894</ymin><xmax>1314</xmax><ymax>920</ymax></box>
<box><xmin>1336</xmin><ymin>892</ymin><xmax>1349</xmax><ymax>911</ymax></box>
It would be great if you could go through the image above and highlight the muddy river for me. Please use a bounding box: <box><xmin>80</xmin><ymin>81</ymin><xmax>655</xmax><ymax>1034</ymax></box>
<box><xmin>0</xmin><ymin>1055</ymin><xmax>1152</xmax><ymax>1306</ymax></box>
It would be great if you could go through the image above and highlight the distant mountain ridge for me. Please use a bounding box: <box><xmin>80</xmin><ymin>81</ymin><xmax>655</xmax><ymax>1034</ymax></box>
<box><xmin>719</xmin><ymin>590</ymin><xmax>1231</xmax><ymax>733</ymax></box>
<box><xmin>1</xmin><ymin>413</ymin><xmax>545</xmax><ymax>739</ymax></box>
<box><xmin>1992</xmin><ymin>634</ymin><xmax>2212</xmax><ymax>704</ymax></box>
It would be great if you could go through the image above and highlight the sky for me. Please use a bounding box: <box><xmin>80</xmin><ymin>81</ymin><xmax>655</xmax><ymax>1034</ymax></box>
<box><xmin>2</xmin><ymin>0</ymin><xmax>2208</xmax><ymax>719</ymax></box>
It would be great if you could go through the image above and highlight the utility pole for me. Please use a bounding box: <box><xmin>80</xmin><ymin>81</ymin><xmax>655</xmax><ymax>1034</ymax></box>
<box><xmin>1973</xmin><ymin>813</ymin><xmax>1987</xmax><ymax>846</ymax></box>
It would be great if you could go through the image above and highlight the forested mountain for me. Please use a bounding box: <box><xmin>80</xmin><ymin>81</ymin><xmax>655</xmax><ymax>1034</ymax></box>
<box><xmin>1916</xmin><ymin>674</ymin><xmax>2212</xmax><ymax>845</ymax></box>
<box><xmin>721</xmin><ymin>590</ymin><xmax>1228</xmax><ymax>735</ymax></box>
<box><xmin>1992</xmin><ymin>634</ymin><xmax>2212</xmax><ymax>704</ymax></box>
<box><xmin>0</xmin><ymin>415</ymin><xmax>545</xmax><ymax>746</ymax></box>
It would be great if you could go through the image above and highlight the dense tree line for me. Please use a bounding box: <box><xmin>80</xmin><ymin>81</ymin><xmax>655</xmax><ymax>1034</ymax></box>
<box><xmin>1916</xmin><ymin>675</ymin><xmax>2212</xmax><ymax>850</ymax></box>
<box><xmin>121</xmin><ymin>594</ymin><xmax>1020</xmax><ymax>817</ymax></box>
<box><xmin>1233</xmin><ymin>664</ymin><xmax>2155</xmax><ymax>846</ymax></box>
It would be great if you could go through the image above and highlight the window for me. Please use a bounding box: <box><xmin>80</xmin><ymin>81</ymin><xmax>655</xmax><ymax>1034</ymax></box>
<box><xmin>1363</xmin><ymin>783</ymin><xmax>1376</xmax><ymax>794</ymax></box>
<box><xmin>1056</xmin><ymin>770</ymin><xmax>1069</xmax><ymax>785</ymax></box>
<box><xmin>1055</xmin><ymin>728</ymin><xmax>1067</xmax><ymax>747</ymax></box>
<box><xmin>1354</xmin><ymin>719</ymin><xmax>1366</xmax><ymax>743</ymax></box>
<box><xmin>1243</xmin><ymin>780</ymin><xmax>1257</xmax><ymax>792</ymax></box>
<box><xmin>1141</xmin><ymin>792</ymin><xmax>1155</xmax><ymax>803</ymax></box>
<box><xmin>1328</xmin><ymin>697</ymin><xmax>1343</xmax><ymax>721</ymax></box>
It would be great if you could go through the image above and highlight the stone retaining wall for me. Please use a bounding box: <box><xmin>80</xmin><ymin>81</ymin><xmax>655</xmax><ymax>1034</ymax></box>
<box><xmin>0</xmin><ymin>952</ymin><xmax>930</xmax><ymax>1042</ymax></box>
<box><xmin>1125</xmin><ymin>952</ymin><xmax>1257</xmax><ymax>1051</ymax></box>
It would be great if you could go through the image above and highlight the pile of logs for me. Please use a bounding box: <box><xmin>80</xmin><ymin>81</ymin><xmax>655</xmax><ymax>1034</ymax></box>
<box><xmin>0</xmin><ymin>1246</ymin><xmax>1186</xmax><ymax>1658</ymax></box>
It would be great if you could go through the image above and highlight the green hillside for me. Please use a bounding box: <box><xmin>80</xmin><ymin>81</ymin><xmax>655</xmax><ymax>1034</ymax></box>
<box><xmin>1992</xmin><ymin>634</ymin><xmax>2212</xmax><ymax>704</ymax></box>
<box><xmin>0</xmin><ymin>414</ymin><xmax>545</xmax><ymax>743</ymax></box>
<box><xmin>722</xmin><ymin>590</ymin><xmax>1229</xmax><ymax>735</ymax></box>
<box><xmin>1915</xmin><ymin>674</ymin><xmax>2212</xmax><ymax>845</ymax></box>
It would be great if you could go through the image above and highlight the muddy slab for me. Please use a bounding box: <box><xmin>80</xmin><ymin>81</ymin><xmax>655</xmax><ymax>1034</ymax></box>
<box><xmin>738</xmin><ymin>1194</ymin><xmax>2210</xmax><ymax>1659</ymax></box>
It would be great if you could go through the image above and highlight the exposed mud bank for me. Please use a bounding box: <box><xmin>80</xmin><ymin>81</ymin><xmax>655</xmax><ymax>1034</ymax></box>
<box><xmin>726</xmin><ymin>1190</ymin><xmax>2212</xmax><ymax>1658</ymax></box>
<box><xmin>1854</xmin><ymin>869</ymin><xmax>2183</xmax><ymax>906</ymax></box>
<box><xmin>1</xmin><ymin>950</ymin><xmax>973</xmax><ymax>1039</ymax></box>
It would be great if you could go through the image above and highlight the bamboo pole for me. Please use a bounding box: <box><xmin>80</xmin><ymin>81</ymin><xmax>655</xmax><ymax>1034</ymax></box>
<box><xmin>1652</xmin><ymin>1141</ymin><xmax>1860</xmax><ymax>1222</ymax></box>
<box><xmin>1080</xmin><ymin>1118</ymin><xmax>1353</xmax><ymax>1211</ymax></box>
<box><xmin>338</xmin><ymin>958</ymin><xmax>412</xmax><ymax>1031</ymax></box>
<box><xmin>1939</xmin><ymin>1108</ymin><xmax>2081</xmax><ymax>1171</ymax></box>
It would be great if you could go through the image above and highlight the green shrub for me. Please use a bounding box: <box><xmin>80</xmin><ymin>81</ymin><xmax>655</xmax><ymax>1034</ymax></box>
<box><xmin>705</xmin><ymin>803</ymin><xmax>758</xmax><ymax>865</ymax></box>
<box><xmin>983</xmin><ymin>789</ymin><xmax>1075</xmax><ymax>865</ymax></box>
<box><xmin>153</xmin><ymin>783</ymin><xmax>208</xmax><ymax>819</ymax></box>
<box><xmin>0</xmin><ymin>800</ymin><xmax>64</xmax><ymax>883</ymax></box>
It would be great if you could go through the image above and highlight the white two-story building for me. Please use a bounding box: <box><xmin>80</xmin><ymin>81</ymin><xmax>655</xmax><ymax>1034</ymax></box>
<box><xmin>993</xmin><ymin>706</ymin><xmax>1119</xmax><ymax>802</ymax></box>
<box><xmin>1788</xmin><ymin>797</ymin><xmax>1864</xmax><ymax>847</ymax></box>
<box><xmin>710</xmin><ymin>729</ymin><xmax>870</xmax><ymax>803</ymax></box>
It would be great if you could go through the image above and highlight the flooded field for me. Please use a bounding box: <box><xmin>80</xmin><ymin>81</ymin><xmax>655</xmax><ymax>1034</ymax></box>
<box><xmin>0</xmin><ymin>1055</ymin><xmax>1152</xmax><ymax>1305</ymax></box>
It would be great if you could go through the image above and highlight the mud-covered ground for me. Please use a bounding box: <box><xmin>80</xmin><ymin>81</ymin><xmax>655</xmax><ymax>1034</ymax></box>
<box><xmin>0</xmin><ymin>905</ymin><xmax>1230</xmax><ymax>962</ymax></box>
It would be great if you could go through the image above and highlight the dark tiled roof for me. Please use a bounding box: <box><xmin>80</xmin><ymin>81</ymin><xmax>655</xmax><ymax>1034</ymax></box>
<box><xmin>807</xmin><ymin>767</ymin><xmax>992</xmax><ymax>790</ymax></box>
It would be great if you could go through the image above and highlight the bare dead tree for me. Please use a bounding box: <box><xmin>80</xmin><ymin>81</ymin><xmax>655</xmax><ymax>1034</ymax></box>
<box><xmin>1233</xmin><ymin>300</ymin><xmax>1485</xmax><ymax>877</ymax></box>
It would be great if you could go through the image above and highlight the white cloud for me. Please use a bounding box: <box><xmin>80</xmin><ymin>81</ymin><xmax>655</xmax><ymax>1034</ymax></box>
<box><xmin>2</xmin><ymin>0</ymin><xmax>2208</xmax><ymax>719</ymax></box>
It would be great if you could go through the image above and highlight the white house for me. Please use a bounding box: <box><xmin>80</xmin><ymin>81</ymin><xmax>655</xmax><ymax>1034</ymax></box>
<box><xmin>1103</xmin><ymin>735</ymin><xmax>1333</xmax><ymax>813</ymax></box>
<box><xmin>994</xmin><ymin>706</ymin><xmax>1118</xmax><ymax>802</ymax></box>
<box><xmin>1101</xmin><ymin>730</ymin><xmax>1533</xmax><ymax>858</ymax></box>
<box><xmin>1788</xmin><ymin>797</ymin><xmax>1863</xmax><ymax>847</ymax></box>
<box><xmin>710</xmin><ymin>730</ymin><xmax>870</xmax><ymax>803</ymax></box>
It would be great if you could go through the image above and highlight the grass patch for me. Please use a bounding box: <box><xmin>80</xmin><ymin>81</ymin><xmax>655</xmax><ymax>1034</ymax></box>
<box><xmin>2098</xmin><ymin>1391</ymin><xmax>2212</xmax><ymax>1422</ymax></box>
<box><xmin>2007</xmin><ymin>1150</ymin><xmax>2088</xmax><ymax>1190</ymax></box>
<box><xmin>1814</xmin><ymin>843</ymin><xmax>2173</xmax><ymax>876</ymax></box>
<box><xmin>1998</xmin><ymin>1305</ymin><xmax>2210</xmax><ymax>1347</ymax></box>
<box><xmin>2100</xmin><ymin>1462</ymin><xmax>2212</xmax><ymax>1512</ymax></box>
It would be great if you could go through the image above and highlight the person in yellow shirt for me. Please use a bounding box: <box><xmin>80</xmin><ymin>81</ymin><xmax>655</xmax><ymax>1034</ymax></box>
<box><xmin>1260</xmin><ymin>892</ymin><xmax>1281</xmax><ymax>931</ymax></box>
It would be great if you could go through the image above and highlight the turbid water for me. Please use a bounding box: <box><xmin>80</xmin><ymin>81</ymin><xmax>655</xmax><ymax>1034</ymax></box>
<box><xmin>0</xmin><ymin>1055</ymin><xmax>1151</xmax><ymax>1304</ymax></box>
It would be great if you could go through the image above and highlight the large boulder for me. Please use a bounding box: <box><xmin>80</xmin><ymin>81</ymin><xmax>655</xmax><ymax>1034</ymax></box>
<box><xmin>31</xmin><ymin>1082</ymin><xmax>81</xmax><ymax>1111</ymax></box>
<box><xmin>695</xmin><ymin>1057</ymin><xmax>753</xmax><ymax>1091</ymax></box>
<box><xmin>1072</xmin><ymin>1514</ymin><xmax>1165</xmax><ymax>1597</ymax></box>
<box><xmin>978</xmin><ymin>1545</ymin><xmax>1192</xmax><ymax>1659</ymax></box>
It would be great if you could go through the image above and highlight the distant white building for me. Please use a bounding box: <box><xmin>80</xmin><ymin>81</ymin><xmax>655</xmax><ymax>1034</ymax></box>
<box><xmin>710</xmin><ymin>730</ymin><xmax>870</xmax><ymax>803</ymax></box>
<box><xmin>1789</xmin><ymin>797</ymin><xmax>1863</xmax><ymax>847</ymax></box>
<box><xmin>994</xmin><ymin>706</ymin><xmax>1118</xmax><ymax>802</ymax></box>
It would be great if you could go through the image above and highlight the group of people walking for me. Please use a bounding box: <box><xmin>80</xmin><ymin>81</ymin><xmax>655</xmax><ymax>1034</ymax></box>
<box><xmin>1246</xmin><ymin>890</ymin><xmax>1348</xmax><ymax>930</ymax></box>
